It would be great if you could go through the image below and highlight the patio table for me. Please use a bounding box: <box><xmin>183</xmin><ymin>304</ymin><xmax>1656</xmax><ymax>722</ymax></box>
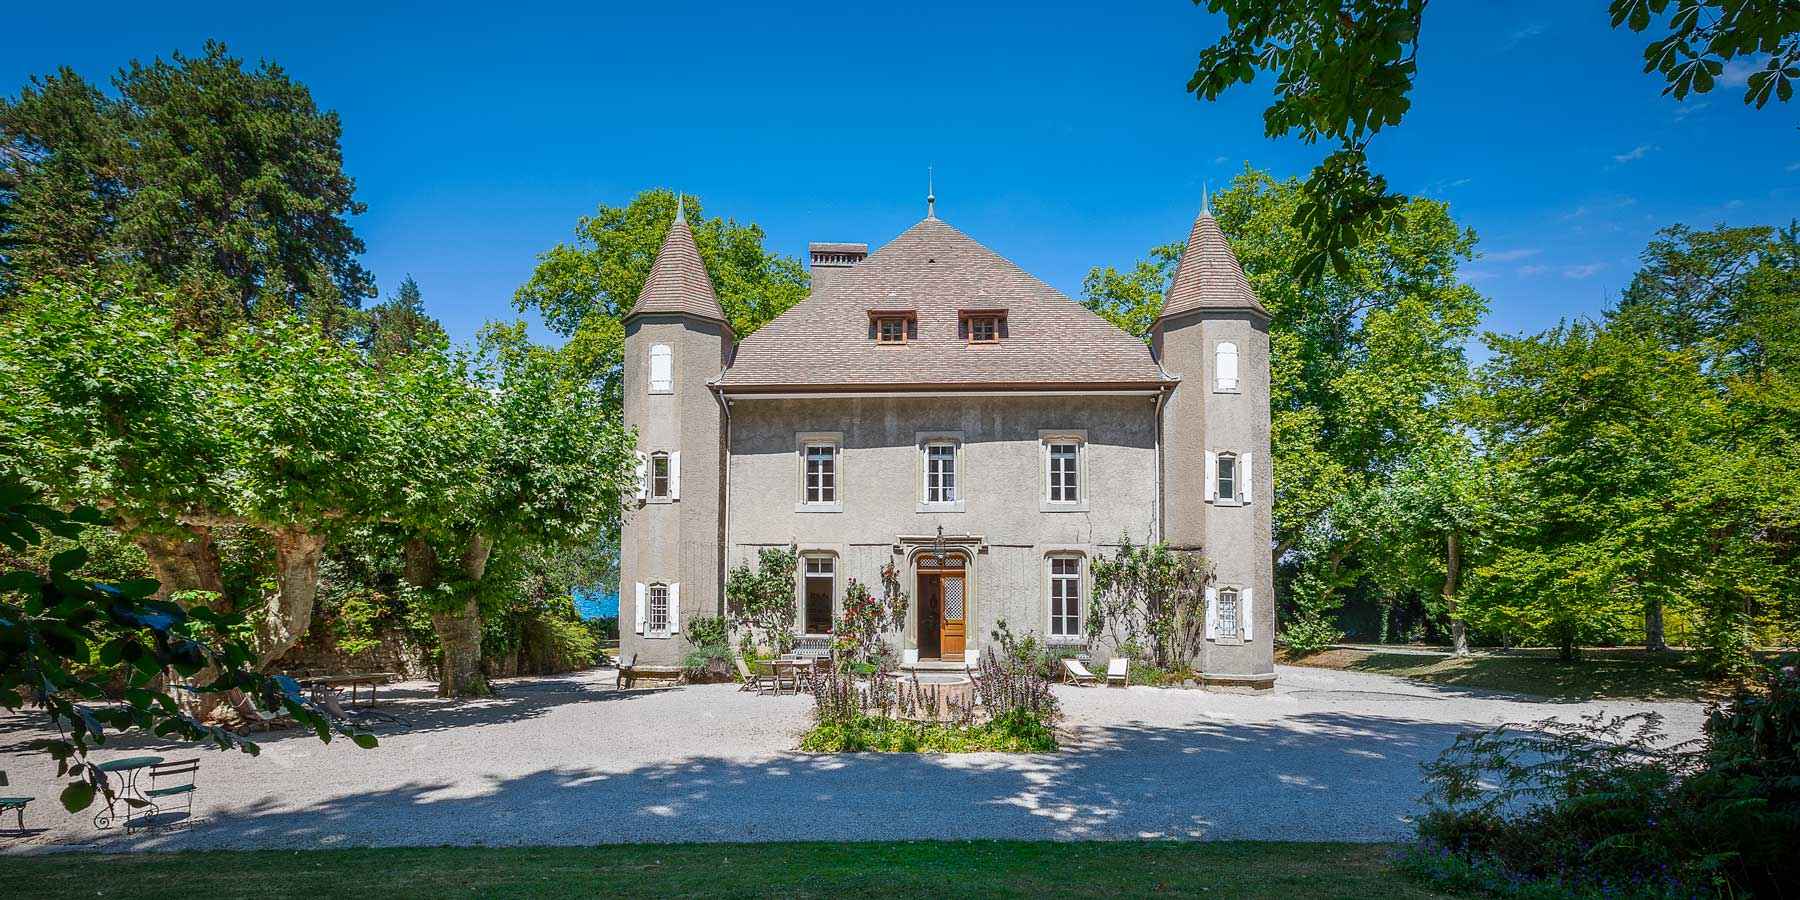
<box><xmin>299</xmin><ymin>673</ymin><xmax>395</xmax><ymax>708</ymax></box>
<box><xmin>767</xmin><ymin>659</ymin><xmax>813</xmax><ymax>695</ymax></box>
<box><xmin>92</xmin><ymin>755</ymin><xmax>164</xmax><ymax>829</ymax></box>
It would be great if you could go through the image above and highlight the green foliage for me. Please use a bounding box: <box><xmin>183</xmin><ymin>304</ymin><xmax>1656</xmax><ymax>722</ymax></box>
<box><xmin>1185</xmin><ymin>4</ymin><xmax>1796</xmax><ymax>284</ymax></box>
<box><xmin>0</xmin><ymin>41</ymin><xmax>372</xmax><ymax>331</ymax></box>
<box><xmin>359</xmin><ymin>275</ymin><xmax>447</xmax><ymax>370</ymax></box>
<box><xmin>0</xmin><ymin>476</ymin><xmax>374</xmax><ymax>809</ymax></box>
<box><xmin>1414</xmin><ymin>663</ymin><xmax>1800</xmax><ymax>897</ymax></box>
<box><xmin>512</xmin><ymin>188</ymin><xmax>808</xmax><ymax>388</ymax></box>
<box><xmin>799</xmin><ymin>709</ymin><xmax>1058</xmax><ymax>753</ymax></box>
<box><xmin>1088</xmin><ymin>536</ymin><xmax>1212</xmax><ymax>669</ymax></box>
<box><xmin>833</xmin><ymin>562</ymin><xmax>908</xmax><ymax>668</ymax></box>
<box><xmin>683</xmin><ymin>614</ymin><xmax>730</xmax><ymax>652</ymax></box>
<box><xmin>724</xmin><ymin>546</ymin><xmax>799</xmax><ymax>655</ymax></box>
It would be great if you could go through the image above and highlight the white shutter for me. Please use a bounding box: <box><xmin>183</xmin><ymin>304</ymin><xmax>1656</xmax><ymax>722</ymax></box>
<box><xmin>1242</xmin><ymin>452</ymin><xmax>1254</xmax><ymax>503</ymax></box>
<box><xmin>1204</xmin><ymin>586</ymin><xmax>1218</xmax><ymax>640</ymax></box>
<box><xmin>649</xmin><ymin>344</ymin><xmax>673</xmax><ymax>393</ymax></box>
<box><xmin>1204</xmin><ymin>451</ymin><xmax>1218</xmax><ymax>502</ymax></box>
<box><xmin>1242</xmin><ymin>588</ymin><xmax>1255</xmax><ymax>640</ymax></box>
<box><xmin>669</xmin><ymin>451</ymin><xmax>681</xmax><ymax>501</ymax></box>
<box><xmin>1217</xmin><ymin>342</ymin><xmax>1239</xmax><ymax>391</ymax></box>
<box><xmin>669</xmin><ymin>583</ymin><xmax>681</xmax><ymax>633</ymax></box>
<box><xmin>634</xmin><ymin>452</ymin><xmax>648</xmax><ymax>502</ymax></box>
<box><xmin>634</xmin><ymin>582</ymin><xmax>646</xmax><ymax>634</ymax></box>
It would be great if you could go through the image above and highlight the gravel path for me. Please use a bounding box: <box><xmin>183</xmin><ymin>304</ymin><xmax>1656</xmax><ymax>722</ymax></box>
<box><xmin>0</xmin><ymin>664</ymin><xmax>1707</xmax><ymax>852</ymax></box>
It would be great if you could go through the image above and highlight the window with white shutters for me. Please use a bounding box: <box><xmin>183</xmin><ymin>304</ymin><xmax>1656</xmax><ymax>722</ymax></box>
<box><xmin>648</xmin><ymin>344</ymin><xmax>673</xmax><ymax>393</ymax></box>
<box><xmin>1216</xmin><ymin>342</ymin><xmax>1239</xmax><ymax>392</ymax></box>
<box><xmin>647</xmin><ymin>583</ymin><xmax>670</xmax><ymax>635</ymax></box>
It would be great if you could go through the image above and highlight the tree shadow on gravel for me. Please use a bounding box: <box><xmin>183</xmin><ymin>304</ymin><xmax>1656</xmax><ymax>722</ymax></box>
<box><xmin>47</xmin><ymin>711</ymin><xmax>1474</xmax><ymax>851</ymax></box>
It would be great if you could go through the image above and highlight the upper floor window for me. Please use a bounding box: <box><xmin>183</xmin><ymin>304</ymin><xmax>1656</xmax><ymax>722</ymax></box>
<box><xmin>876</xmin><ymin>316</ymin><xmax>908</xmax><ymax>344</ymax></box>
<box><xmin>1046</xmin><ymin>441</ymin><xmax>1080</xmax><ymax>503</ymax></box>
<box><xmin>803</xmin><ymin>554</ymin><xmax>835</xmax><ymax>634</ymax></box>
<box><xmin>968</xmin><ymin>316</ymin><xmax>1000</xmax><ymax>343</ymax></box>
<box><xmin>804</xmin><ymin>443</ymin><xmax>837</xmax><ymax>503</ymax></box>
<box><xmin>648</xmin><ymin>344</ymin><xmax>674</xmax><ymax>393</ymax></box>
<box><xmin>650</xmin><ymin>452</ymin><xmax>672</xmax><ymax>500</ymax></box>
<box><xmin>1206</xmin><ymin>450</ymin><xmax>1251</xmax><ymax>504</ymax></box>
<box><xmin>1215</xmin><ymin>342</ymin><xmax>1239</xmax><ymax>392</ymax></box>
<box><xmin>925</xmin><ymin>443</ymin><xmax>957</xmax><ymax>503</ymax></box>
<box><xmin>1048</xmin><ymin>555</ymin><xmax>1083</xmax><ymax>638</ymax></box>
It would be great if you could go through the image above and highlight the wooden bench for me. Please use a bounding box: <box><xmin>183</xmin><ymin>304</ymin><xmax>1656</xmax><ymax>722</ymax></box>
<box><xmin>0</xmin><ymin>770</ymin><xmax>32</xmax><ymax>830</ymax></box>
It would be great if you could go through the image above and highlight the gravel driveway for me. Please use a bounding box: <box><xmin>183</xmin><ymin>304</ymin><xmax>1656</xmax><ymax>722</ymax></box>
<box><xmin>0</xmin><ymin>664</ymin><xmax>1707</xmax><ymax>851</ymax></box>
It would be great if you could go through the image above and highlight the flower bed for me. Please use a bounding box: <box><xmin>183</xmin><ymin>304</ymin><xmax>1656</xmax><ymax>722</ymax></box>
<box><xmin>799</xmin><ymin>645</ymin><xmax>1062</xmax><ymax>753</ymax></box>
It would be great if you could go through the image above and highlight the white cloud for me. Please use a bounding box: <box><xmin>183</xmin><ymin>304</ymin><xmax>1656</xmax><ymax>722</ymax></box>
<box><xmin>1672</xmin><ymin>100</ymin><xmax>1710</xmax><ymax>122</ymax></box>
<box><xmin>1498</xmin><ymin>23</ymin><xmax>1545</xmax><ymax>51</ymax></box>
<box><xmin>1212</xmin><ymin>155</ymin><xmax>1230</xmax><ymax>165</ymax></box>
<box><xmin>1721</xmin><ymin>55</ymin><xmax>1766</xmax><ymax>88</ymax></box>
<box><xmin>1612</xmin><ymin>144</ymin><xmax>1656</xmax><ymax>163</ymax></box>
<box><xmin>1562</xmin><ymin>264</ymin><xmax>1605</xmax><ymax>279</ymax></box>
<box><xmin>1786</xmin><ymin>161</ymin><xmax>1800</xmax><ymax>172</ymax></box>
<box><xmin>1485</xmin><ymin>248</ymin><xmax>1541</xmax><ymax>262</ymax></box>
<box><xmin>1519</xmin><ymin>265</ymin><xmax>1548</xmax><ymax>277</ymax></box>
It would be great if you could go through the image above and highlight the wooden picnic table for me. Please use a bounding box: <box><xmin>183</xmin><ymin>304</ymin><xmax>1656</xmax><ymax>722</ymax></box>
<box><xmin>298</xmin><ymin>673</ymin><xmax>396</xmax><ymax>708</ymax></box>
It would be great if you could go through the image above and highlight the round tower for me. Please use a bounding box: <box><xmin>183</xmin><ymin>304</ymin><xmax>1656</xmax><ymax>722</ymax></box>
<box><xmin>1152</xmin><ymin>205</ymin><xmax>1276</xmax><ymax>690</ymax></box>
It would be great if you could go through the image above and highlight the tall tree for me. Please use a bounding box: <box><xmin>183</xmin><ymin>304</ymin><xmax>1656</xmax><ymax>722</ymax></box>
<box><xmin>1083</xmin><ymin>169</ymin><xmax>1486</xmax><ymax>647</ymax></box>
<box><xmin>1184</xmin><ymin>2</ymin><xmax>1799</xmax><ymax>283</ymax></box>
<box><xmin>513</xmin><ymin>189</ymin><xmax>808</xmax><ymax>391</ymax></box>
<box><xmin>0</xmin><ymin>41</ymin><xmax>373</xmax><ymax>334</ymax></box>
<box><xmin>360</xmin><ymin>275</ymin><xmax>447</xmax><ymax>369</ymax></box>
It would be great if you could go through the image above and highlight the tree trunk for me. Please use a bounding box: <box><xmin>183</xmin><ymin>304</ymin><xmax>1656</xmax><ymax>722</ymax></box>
<box><xmin>1446</xmin><ymin>530</ymin><xmax>1469</xmax><ymax>657</ymax></box>
<box><xmin>432</xmin><ymin>533</ymin><xmax>494</xmax><ymax>698</ymax></box>
<box><xmin>127</xmin><ymin>522</ymin><xmax>226</xmax><ymax>600</ymax></box>
<box><xmin>1644</xmin><ymin>595</ymin><xmax>1668</xmax><ymax>653</ymax></box>
<box><xmin>257</xmin><ymin>528</ymin><xmax>327</xmax><ymax>667</ymax></box>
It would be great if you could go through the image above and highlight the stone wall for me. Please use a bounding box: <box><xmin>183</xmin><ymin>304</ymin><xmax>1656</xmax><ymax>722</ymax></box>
<box><xmin>275</xmin><ymin>613</ymin><xmax>433</xmax><ymax>680</ymax></box>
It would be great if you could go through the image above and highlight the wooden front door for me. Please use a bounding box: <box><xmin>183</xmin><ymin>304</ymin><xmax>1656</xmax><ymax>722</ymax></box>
<box><xmin>940</xmin><ymin>571</ymin><xmax>966</xmax><ymax>660</ymax></box>
<box><xmin>917</xmin><ymin>574</ymin><xmax>941</xmax><ymax>659</ymax></box>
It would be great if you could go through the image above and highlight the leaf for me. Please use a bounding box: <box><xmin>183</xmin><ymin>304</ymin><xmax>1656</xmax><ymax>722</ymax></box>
<box><xmin>49</xmin><ymin>547</ymin><xmax>89</xmax><ymax>575</ymax></box>
<box><xmin>350</xmin><ymin>732</ymin><xmax>379</xmax><ymax>749</ymax></box>
<box><xmin>59</xmin><ymin>780</ymin><xmax>95</xmax><ymax>812</ymax></box>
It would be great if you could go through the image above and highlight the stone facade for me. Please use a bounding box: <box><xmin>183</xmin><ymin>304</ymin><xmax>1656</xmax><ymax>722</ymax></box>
<box><xmin>619</xmin><ymin>204</ymin><xmax>1277</xmax><ymax>690</ymax></box>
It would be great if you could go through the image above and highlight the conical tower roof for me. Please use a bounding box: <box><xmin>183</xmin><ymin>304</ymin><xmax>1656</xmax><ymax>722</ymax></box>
<box><xmin>1160</xmin><ymin>208</ymin><xmax>1267</xmax><ymax>320</ymax></box>
<box><xmin>625</xmin><ymin>203</ymin><xmax>730</xmax><ymax>327</ymax></box>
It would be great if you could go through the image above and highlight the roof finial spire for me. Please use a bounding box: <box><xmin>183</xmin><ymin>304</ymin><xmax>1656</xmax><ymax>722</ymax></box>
<box><xmin>926</xmin><ymin>165</ymin><xmax>937</xmax><ymax>219</ymax></box>
<box><xmin>674</xmin><ymin>190</ymin><xmax>686</xmax><ymax>224</ymax></box>
<box><xmin>1202</xmin><ymin>181</ymin><xmax>1211</xmax><ymax>216</ymax></box>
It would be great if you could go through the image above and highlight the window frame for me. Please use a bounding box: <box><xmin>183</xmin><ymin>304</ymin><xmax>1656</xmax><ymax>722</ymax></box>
<box><xmin>648</xmin><ymin>343</ymin><xmax>674</xmax><ymax>394</ymax></box>
<box><xmin>794</xmin><ymin>432</ymin><xmax>844</xmax><ymax>512</ymax></box>
<box><xmin>1215</xmin><ymin>586</ymin><xmax>1241</xmax><ymax>640</ymax></box>
<box><xmin>925</xmin><ymin>442</ymin><xmax>958</xmax><ymax>504</ymax></box>
<box><xmin>967</xmin><ymin>316</ymin><xmax>1000</xmax><ymax>343</ymax></box>
<box><xmin>649</xmin><ymin>452</ymin><xmax>672</xmax><ymax>501</ymax></box>
<box><xmin>647</xmin><ymin>583</ymin><xmax>671</xmax><ymax>636</ymax></box>
<box><xmin>1215</xmin><ymin>451</ymin><xmax>1238</xmax><ymax>505</ymax></box>
<box><xmin>1039</xmin><ymin>431</ymin><xmax>1087</xmax><ymax>510</ymax></box>
<box><xmin>800</xmin><ymin>553</ymin><xmax>838</xmax><ymax>636</ymax></box>
<box><xmin>1214</xmin><ymin>341</ymin><xmax>1240</xmax><ymax>393</ymax></box>
<box><xmin>915</xmin><ymin>432</ymin><xmax>966</xmax><ymax>512</ymax></box>
<box><xmin>1046</xmin><ymin>554</ymin><xmax>1085</xmax><ymax>642</ymax></box>
<box><xmin>875</xmin><ymin>316</ymin><xmax>909</xmax><ymax>345</ymax></box>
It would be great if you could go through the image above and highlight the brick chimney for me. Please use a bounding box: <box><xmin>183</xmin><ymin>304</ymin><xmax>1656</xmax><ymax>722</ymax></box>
<box><xmin>808</xmin><ymin>242</ymin><xmax>867</xmax><ymax>293</ymax></box>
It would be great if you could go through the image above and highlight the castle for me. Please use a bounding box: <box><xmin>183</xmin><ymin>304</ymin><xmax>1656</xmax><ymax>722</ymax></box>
<box><xmin>618</xmin><ymin>195</ymin><xmax>1275</xmax><ymax>689</ymax></box>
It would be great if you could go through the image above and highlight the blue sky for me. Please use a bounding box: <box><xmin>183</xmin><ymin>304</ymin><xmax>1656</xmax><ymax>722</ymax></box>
<box><xmin>7</xmin><ymin>1</ymin><xmax>1795</xmax><ymax>353</ymax></box>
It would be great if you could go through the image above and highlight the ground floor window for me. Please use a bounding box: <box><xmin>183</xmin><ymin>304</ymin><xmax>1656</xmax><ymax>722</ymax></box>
<box><xmin>1215</xmin><ymin>587</ymin><xmax>1240</xmax><ymax>639</ymax></box>
<box><xmin>1049</xmin><ymin>555</ymin><xmax>1082</xmax><ymax>638</ymax></box>
<box><xmin>648</xmin><ymin>583</ymin><xmax>671</xmax><ymax>635</ymax></box>
<box><xmin>804</xmin><ymin>555</ymin><xmax>835</xmax><ymax>634</ymax></box>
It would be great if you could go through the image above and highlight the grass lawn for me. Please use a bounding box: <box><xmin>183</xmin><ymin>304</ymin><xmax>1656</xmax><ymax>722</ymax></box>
<box><xmin>11</xmin><ymin>841</ymin><xmax>1462</xmax><ymax>899</ymax></box>
<box><xmin>1281</xmin><ymin>646</ymin><xmax>1728</xmax><ymax>702</ymax></box>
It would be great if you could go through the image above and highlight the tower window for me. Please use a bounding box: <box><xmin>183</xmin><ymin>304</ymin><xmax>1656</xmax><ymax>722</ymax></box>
<box><xmin>650</xmin><ymin>452</ymin><xmax>671</xmax><ymax>500</ymax></box>
<box><xmin>648</xmin><ymin>344</ymin><xmax>674</xmax><ymax>393</ymax></box>
<box><xmin>1216</xmin><ymin>452</ymin><xmax>1237</xmax><ymax>502</ymax></box>
<box><xmin>1215</xmin><ymin>587</ymin><xmax>1240</xmax><ymax>639</ymax></box>
<box><xmin>1216</xmin><ymin>342</ymin><xmax>1239</xmax><ymax>392</ymax></box>
<box><xmin>647</xmin><ymin>583</ymin><xmax>671</xmax><ymax>635</ymax></box>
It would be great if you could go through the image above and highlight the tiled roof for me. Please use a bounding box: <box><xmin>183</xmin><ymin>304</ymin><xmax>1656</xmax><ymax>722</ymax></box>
<box><xmin>717</xmin><ymin>217</ymin><xmax>1170</xmax><ymax>391</ymax></box>
<box><xmin>625</xmin><ymin>215</ymin><xmax>730</xmax><ymax>326</ymax></box>
<box><xmin>1160</xmin><ymin>209</ymin><xmax>1268</xmax><ymax>320</ymax></box>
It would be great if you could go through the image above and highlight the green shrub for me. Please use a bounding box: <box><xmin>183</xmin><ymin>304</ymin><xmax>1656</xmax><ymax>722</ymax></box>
<box><xmin>1413</xmin><ymin>661</ymin><xmax>1800</xmax><ymax>897</ymax></box>
<box><xmin>800</xmin><ymin>709</ymin><xmax>1057</xmax><ymax>753</ymax></box>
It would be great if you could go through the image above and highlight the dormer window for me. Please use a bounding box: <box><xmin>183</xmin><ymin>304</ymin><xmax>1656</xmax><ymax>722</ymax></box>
<box><xmin>959</xmin><ymin>309</ymin><xmax>1007</xmax><ymax>344</ymax></box>
<box><xmin>877</xmin><ymin>316</ymin><xmax>907</xmax><ymax>344</ymax></box>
